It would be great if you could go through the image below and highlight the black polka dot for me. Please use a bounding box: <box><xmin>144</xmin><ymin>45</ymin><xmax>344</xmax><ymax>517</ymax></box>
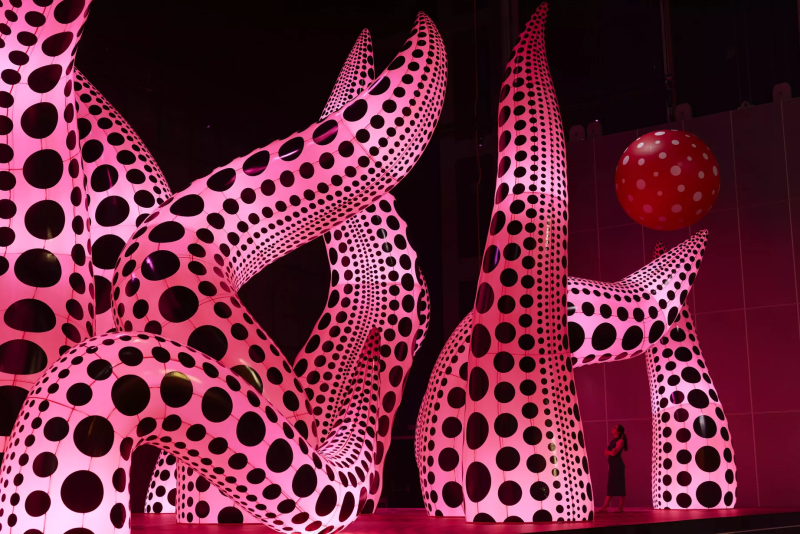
<box><xmin>61</xmin><ymin>470</ymin><xmax>104</xmax><ymax>513</ymax></box>
<box><xmin>266</xmin><ymin>438</ymin><xmax>293</xmax><ymax>472</ymax></box>
<box><xmin>243</xmin><ymin>150</ymin><xmax>270</xmax><ymax>176</ymax></box>
<box><xmin>170</xmin><ymin>195</ymin><xmax>204</xmax><ymax>217</ymax></box>
<box><xmin>92</xmin><ymin>234</ymin><xmax>126</xmax><ymax>269</ymax></box>
<box><xmin>159</xmin><ymin>286</ymin><xmax>199</xmax><ymax>322</ymax></box>
<box><xmin>187</xmin><ymin>325</ymin><xmax>228</xmax><ymax>360</ymax></box>
<box><xmin>43</xmin><ymin>417</ymin><xmax>70</xmax><ymax>442</ymax></box>
<box><xmin>73</xmin><ymin>416</ymin><xmax>114</xmax><ymax>457</ymax></box>
<box><xmin>149</xmin><ymin>221</ymin><xmax>185</xmax><ymax>243</ymax></box>
<box><xmin>292</xmin><ymin>464</ymin><xmax>318</xmax><ymax>497</ymax></box>
<box><xmin>201</xmin><ymin>386</ymin><xmax>233</xmax><ymax>422</ymax></box>
<box><xmin>141</xmin><ymin>251</ymin><xmax>180</xmax><ymax>281</ymax></box>
<box><xmin>237</xmin><ymin>411</ymin><xmax>266</xmax><ymax>446</ymax></box>
<box><xmin>207</xmin><ymin>168</ymin><xmax>236</xmax><ymax>192</ymax></box>
<box><xmin>95</xmin><ymin>196</ymin><xmax>130</xmax><ymax>227</ymax></box>
<box><xmin>27</xmin><ymin>64</ymin><xmax>62</xmax><ymax>93</ymax></box>
<box><xmin>32</xmin><ymin>452</ymin><xmax>58</xmax><ymax>477</ymax></box>
<box><xmin>161</xmin><ymin>371</ymin><xmax>193</xmax><ymax>408</ymax></box>
<box><xmin>25</xmin><ymin>490</ymin><xmax>51</xmax><ymax>517</ymax></box>
<box><xmin>4</xmin><ymin>299</ymin><xmax>56</xmax><ymax>332</ymax></box>
<box><xmin>25</xmin><ymin>200</ymin><xmax>64</xmax><ymax>239</ymax></box>
<box><xmin>465</xmin><ymin>462</ymin><xmax>491</xmax><ymax>502</ymax></box>
<box><xmin>111</xmin><ymin>375</ymin><xmax>151</xmax><ymax>416</ymax></box>
<box><xmin>21</xmin><ymin>102</ymin><xmax>58</xmax><ymax>139</ymax></box>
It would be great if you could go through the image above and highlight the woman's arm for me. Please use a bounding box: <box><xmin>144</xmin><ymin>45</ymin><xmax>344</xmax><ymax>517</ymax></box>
<box><xmin>604</xmin><ymin>440</ymin><xmax>624</xmax><ymax>456</ymax></box>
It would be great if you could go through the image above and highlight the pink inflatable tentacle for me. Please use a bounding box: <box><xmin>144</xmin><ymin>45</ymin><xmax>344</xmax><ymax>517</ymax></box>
<box><xmin>0</xmin><ymin>331</ymin><xmax>380</xmax><ymax>534</ymax></box>
<box><xmin>321</xmin><ymin>29</ymin><xmax>374</xmax><ymax>121</ymax></box>
<box><xmin>146</xmin><ymin>21</ymin><xmax>438</xmax><ymax>522</ymax></box>
<box><xmin>164</xmin><ymin>29</ymin><xmax>382</xmax><ymax>523</ymax></box>
<box><xmin>0</xmin><ymin>0</ymin><xmax>95</xmax><ymax>457</ymax></box>
<box><xmin>291</xmin><ymin>26</ymin><xmax>379</xmax><ymax>448</ymax></box>
<box><xmin>462</xmin><ymin>4</ymin><xmax>591</xmax><ymax>522</ymax></box>
<box><xmin>415</xmin><ymin>313</ymin><xmax>471</xmax><ymax>517</ymax></box>
<box><xmin>108</xmin><ymin>12</ymin><xmax>445</xmax><ymax>431</ymax></box>
<box><xmin>646</xmin><ymin>243</ymin><xmax>737</xmax><ymax>510</ymax></box>
<box><xmin>569</xmin><ymin>230</ymin><xmax>708</xmax><ymax>367</ymax></box>
<box><xmin>72</xmin><ymin>70</ymin><xmax>172</xmax><ymax>335</ymax></box>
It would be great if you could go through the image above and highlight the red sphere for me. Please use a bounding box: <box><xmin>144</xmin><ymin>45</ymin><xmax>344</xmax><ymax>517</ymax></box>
<box><xmin>615</xmin><ymin>129</ymin><xmax>720</xmax><ymax>231</ymax></box>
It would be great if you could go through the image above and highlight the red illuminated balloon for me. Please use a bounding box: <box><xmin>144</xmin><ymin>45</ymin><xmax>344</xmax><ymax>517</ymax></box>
<box><xmin>615</xmin><ymin>130</ymin><xmax>720</xmax><ymax>230</ymax></box>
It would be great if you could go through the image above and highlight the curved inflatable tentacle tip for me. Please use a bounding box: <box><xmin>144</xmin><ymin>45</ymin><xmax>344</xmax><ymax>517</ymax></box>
<box><xmin>321</xmin><ymin>29</ymin><xmax>374</xmax><ymax>120</ymax></box>
<box><xmin>569</xmin><ymin>230</ymin><xmax>708</xmax><ymax>367</ymax></box>
<box><xmin>643</xmin><ymin>233</ymin><xmax>736</xmax><ymax>510</ymax></box>
<box><xmin>461</xmin><ymin>3</ymin><xmax>587</xmax><ymax>521</ymax></box>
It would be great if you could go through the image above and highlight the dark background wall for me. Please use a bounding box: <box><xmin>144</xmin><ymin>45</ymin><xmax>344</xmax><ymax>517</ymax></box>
<box><xmin>75</xmin><ymin>0</ymin><xmax>800</xmax><ymax>512</ymax></box>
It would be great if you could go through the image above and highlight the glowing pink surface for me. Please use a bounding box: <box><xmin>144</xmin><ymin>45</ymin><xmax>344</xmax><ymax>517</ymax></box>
<box><xmin>415</xmin><ymin>3</ymin><xmax>736</xmax><ymax>522</ymax></box>
<box><xmin>0</xmin><ymin>2</ymin><xmax>447</xmax><ymax>533</ymax></box>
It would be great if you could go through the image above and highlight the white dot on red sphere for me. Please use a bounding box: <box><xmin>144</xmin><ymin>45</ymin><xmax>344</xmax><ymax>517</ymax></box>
<box><xmin>638</xmin><ymin>158</ymin><xmax>645</xmax><ymax>166</ymax></box>
<box><xmin>659</xmin><ymin>152</ymin><xmax>667</xmax><ymax>159</ymax></box>
<box><xmin>637</xmin><ymin>142</ymin><xmax>644</xmax><ymax>148</ymax></box>
<box><xmin>627</xmin><ymin>194</ymin><xmax>634</xmax><ymax>201</ymax></box>
<box><xmin>693</xmin><ymin>191</ymin><xmax>702</xmax><ymax>201</ymax></box>
<box><xmin>654</xmin><ymin>172</ymin><xmax>659</xmax><ymax>177</ymax></box>
<box><xmin>643</xmin><ymin>204</ymin><xmax>653</xmax><ymax>213</ymax></box>
<box><xmin>698</xmin><ymin>171</ymin><xmax>705</xmax><ymax>178</ymax></box>
<box><xmin>672</xmin><ymin>204</ymin><xmax>682</xmax><ymax>213</ymax></box>
<box><xmin>636</xmin><ymin>179</ymin><xmax>646</xmax><ymax>190</ymax></box>
<box><xmin>655</xmin><ymin>131</ymin><xmax>665</xmax><ymax>136</ymax></box>
<box><xmin>687</xmin><ymin>156</ymin><xmax>692</xmax><ymax>161</ymax></box>
<box><xmin>678</xmin><ymin>184</ymin><xmax>685</xmax><ymax>192</ymax></box>
<box><xmin>713</xmin><ymin>166</ymin><xmax>718</xmax><ymax>176</ymax></box>
<box><xmin>703</xmin><ymin>153</ymin><xmax>709</xmax><ymax>160</ymax></box>
<box><xmin>671</xmin><ymin>165</ymin><xmax>681</xmax><ymax>176</ymax></box>
<box><xmin>623</xmin><ymin>155</ymin><xmax>630</xmax><ymax>165</ymax></box>
<box><xmin>657</xmin><ymin>191</ymin><xmax>663</xmax><ymax>196</ymax></box>
<box><xmin>672</xmin><ymin>140</ymin><xmax>679</xmax><ymax>145</ymax></box>
<box><xmin>696</xmin><ymin>209</ymin><xmax>702</xmax><ymax>215</ymax></box>
<box><xmin>692</xmin><ymin>143</ymin><xmax>697</xmax><ymax>147</ymax></box>
<box><xmin>658</xmin><ymin>216</ymin><xmax>666</xmax><ymax>222</ymax></box>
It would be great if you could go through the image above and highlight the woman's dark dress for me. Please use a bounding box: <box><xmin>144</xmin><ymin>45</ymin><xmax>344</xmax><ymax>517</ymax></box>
<box><xmin>607</xmin><ymin>437</ymin><xmax>626</xmax><ymax>497</ymax></box>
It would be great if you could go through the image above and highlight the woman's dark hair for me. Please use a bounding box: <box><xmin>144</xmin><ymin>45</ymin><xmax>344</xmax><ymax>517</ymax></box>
<box><xmin>617</xmin><ymin>424</ymin><xmax>628</xmax><ymax>451</ymax></box>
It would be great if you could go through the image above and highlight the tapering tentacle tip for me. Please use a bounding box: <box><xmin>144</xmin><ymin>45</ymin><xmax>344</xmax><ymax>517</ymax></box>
<box><xmin>515</xmin><ymin>2</ymin><xmax>549</xmax><ymax>54</ymax></box>
<box><xmin>693</xmin><ymin>229</ymin><xmax>709</xmax><ymax>247</ymax></box>
<box><xmin>414</xmin><ymin>11</ymin><xmax>437</xmax><ymax>29</ymax></box>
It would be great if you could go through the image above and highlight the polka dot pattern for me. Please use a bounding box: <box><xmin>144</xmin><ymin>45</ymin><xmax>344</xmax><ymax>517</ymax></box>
<box><xmin>461</xmin><ymin>6</ymin><xmax>592</xmax><ymax>522</ymax></box>
<box><xmin>72</xmin><ymin>71</ymin><xmax>172</xmax><ymax>334</ymax></box>
<box><xmin>139</xmin><ymin>23</ymin><xmax>434</xmax><ymax>524</ymax></box>
<box><xmin>417</xmin><ymin>6</ymin><xmax>732</xmax><ymax>522</ymax></box>
<box><xmin>144</xmin><ymin>450</ymin><xmax>177</xmax><ymax>514</ymax></box>
<box><xmin>0</xmin><ymin>6</ymin><xmax>447</xmax><ymax>534</ymax></box>
<box><xmin>0</xmin><ymin>332</ymin><xmax>382</xmax><ymax>533</ymax></box>
<box><xmin>0</xmin><ymin>0</ymin><xmax>93</xmax><ymax>457</ymax></box>
<box><xmin>415</xmin><ymin>314</ymin><xmax>471</xmax><ymax>516</ymax></box>
<box><xmin>320</xmin><ymin>29</ymin><xmax>374</xmax><ymax>121</ymax></box>
<box><xmin>568</xmin><ymin>231</ymin><xmax>708</xmax><ymax>367</ymax></box>
<box><xmin>645</xmin><ymin>243</ymin><xmax>736</xmax><ymax>510</ymax></box>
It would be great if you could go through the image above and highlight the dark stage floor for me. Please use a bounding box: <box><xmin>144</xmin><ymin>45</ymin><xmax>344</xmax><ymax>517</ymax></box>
<box><xmin>133</xmin><ymin>508</ymin><xmax>800</xmax><ymax>534</ymax></box>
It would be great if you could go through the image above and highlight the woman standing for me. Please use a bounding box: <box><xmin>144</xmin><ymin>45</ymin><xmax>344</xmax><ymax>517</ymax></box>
<box><xmin>597</xmin><ymin>424</ymin><xmax>628</xmax><ymax>512</ymax></box>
